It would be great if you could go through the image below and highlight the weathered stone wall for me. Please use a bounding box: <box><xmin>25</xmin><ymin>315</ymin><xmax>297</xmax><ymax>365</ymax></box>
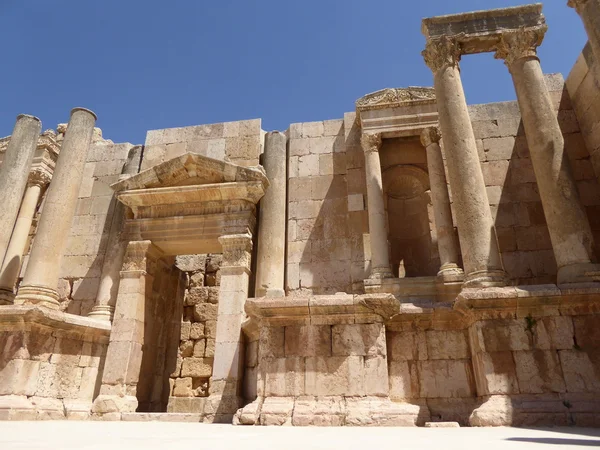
<box><xmin>167</xmin><ymin>254</ymin><xmax>221</xmax><ymax>414</ymax></box>
<box><xmin>142</xmin><ymin>119</ymin><xmax>263</xmax><ymax>170</ymax></box>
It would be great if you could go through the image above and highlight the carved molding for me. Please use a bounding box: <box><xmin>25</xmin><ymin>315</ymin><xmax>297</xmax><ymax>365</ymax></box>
<box><xmin>420</xmin><ymin>127</ymin><xmax>441</xmax><ymax>148</ymax></box>
<box><xmin>219</xmin><ymin>233</ymin><xmax>253</xmax><ymax>268</ymax></box>
<box><xmin>28</xmin><ymin>169</ymin><xmax>51</xmax><ymax>188</ymax></box>
<box><xmin>422</xmin><ymin>37</ymin><xmax>462</xmax><ymax>73</ymax></box>
<box><xmin>360</xmin><ymin>133</ymin><xmax>382</xmax><ymax>154</ymax></box>
<box><xmin>494</xmin><ymin>27</ymin><xmax>547</xmax><ymax>67</ymax></box>
<box><xmin>355</xmin><ymin>87</ymin><xmax>435</xmax><ymax>112</ymax></box>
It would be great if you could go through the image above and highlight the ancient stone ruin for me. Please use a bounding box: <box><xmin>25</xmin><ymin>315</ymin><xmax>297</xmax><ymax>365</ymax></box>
<box><xmin>1</xmin><ymin>3</ymin><xmax>600</xmax><ymax>427</ymax></box>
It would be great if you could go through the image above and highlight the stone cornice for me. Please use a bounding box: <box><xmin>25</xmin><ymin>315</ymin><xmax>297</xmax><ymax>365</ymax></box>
<box><xmin>495</xmin><ymin>26</ymin><xmax>548</xmax><ymax>67</ymax></box>
<box><xmin>420</xmin><ymin>126</ymin><xmax>441</xmax><ymax>147</ymax></box>
<box><xmin>355</xmin><ymin>87</ymin><xmax>436</xmax><ymax>112</ymax></box>
<box><xmin>360</xmin><ymin>133</ymin><xmax>382</xmax><ymax>153</ymax></box>
<box><xmin>422</xmin><ymin>37</ymin><xmax>462</xmax><ymax>73</ymax></box>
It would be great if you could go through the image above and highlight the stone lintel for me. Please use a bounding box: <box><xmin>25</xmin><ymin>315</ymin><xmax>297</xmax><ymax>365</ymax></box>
<box><xmin>244</xmin><ymin>293</ymin><xmax>398</xmax><ymax>326</ymax></box>
<box><xmin>0</xmin><ymin>304</ymin><xmax>111</xmax><ymax>342</ymax></box>
<box><xmin>422</xmin><ymin>3</ymin><xmax>545</xmax><ymax>55</ymax></box>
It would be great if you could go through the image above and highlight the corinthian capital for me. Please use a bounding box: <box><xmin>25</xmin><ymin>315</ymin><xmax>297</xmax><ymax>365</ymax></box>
<box><xmin>360</xmin><ymin>133</ymin><xmax>382</xmax><ymax>153</ymax></box>
<box><xmin>568</xmin><ymin>0</ymin><xmax>588</xmax><ymax>11</ymax></box>
<box><xmin>28</xmin><ymin>169</ymin><xmax>51</xmax><ymax>188</ymax></box>
<box><xmin>219</xmin><ymin>233</ymin><xmax>253</xmax><ymax>268</ymax></box>
<box><xmin>420</xmin><ymin>127</ymin><xmax>441</xmax><ymax>148</ymax></box>
<box><xmin>422</xmin><ymin>37</ymin><xmax>461</xmax><ymax>73</ymax></box>
<box><xmin>495</xmin><ymin>27</ymin><xmax>547</xmax><ymax>67</ymax></box>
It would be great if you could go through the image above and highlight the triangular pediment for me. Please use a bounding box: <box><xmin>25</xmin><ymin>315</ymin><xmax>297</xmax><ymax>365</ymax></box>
<box><xmin>111</xmin><ymin>152</ymin><xmax>268</xmax><ymax>192</ymax></box>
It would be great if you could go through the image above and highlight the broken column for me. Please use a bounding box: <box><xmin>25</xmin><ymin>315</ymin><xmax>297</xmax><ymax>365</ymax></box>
<box><xmin>15</xmin><ymin>108</ymin><xmax>97</xmax><ymax>309</ymax></box>
<box><xmin>0</xmin><ymin>170</ymin><xmax>50</xmax><ymax>304</ymax></box>
<box><xmin>0</xmin><ymin>114</ymin><xmax>41</xmax><ymax>266</ymax></box>
<box><xmin>254</xmin><ymin>132</ymin><xmax>286</xmax><ymax>297</ymax></box>
<box><xmin>361</xmin><ymin>133</ymin><xmax>393</xmax><ymax>279</ymax></box>
<box><xmin>422</xmin><ymin>37</ymin><xmax>506</xmax><ymax>287</ymax></box>
<box><xmin>420</xmin><ymin>126</ymin><xmax>464</xmax><ymax>282</ymax></box>
<box><xmin>497</xmin><ymin>28</ymin><xmax>600</xmax><ymax>283</ymax></box>
<box><xmin>89</xmin><ymin>146</ymin><xmax>143</xmax><ymax>321</ymax></box>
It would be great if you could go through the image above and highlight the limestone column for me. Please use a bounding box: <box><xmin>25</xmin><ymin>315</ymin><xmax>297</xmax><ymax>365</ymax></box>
<box><xmin>15</xmin><ymin>108</ymin><xmax>97</xmax><ymax>308</ymax></box>
<box><xmin>206</xmin><ymin>233</ymin><xmax>252</xmax><ymax>423</ymax></box>
<box><xmin>92</xmin><ymin>240</ymin><xmax>163</xmax><ymax>416</ymax></box>
<box><xmin>255</xmin><ymin>132</ymin><xmax>286</xmax><ymax>297</ymax></box>
<box><xmin>0</xmin><ymin>170</ymin><xmax>51</xmax><ymax>304</ymax></box>
<box><xmin>420</xmin><ymin>127</ymin><xmax>464</xmax><ymax>282</ymax></box>
<box><xmin>361</xmin><ymin>133</ymin><xmax>393</xmax><ymax>279</ymax></box>
<box><xmin>568</xmin><ymin>0</ymin><xmax>600</xmax><ymax>74</ymax></box>
<box><xmin>496</xmin><ymin>29</ymin><xmax>600</xmax><ymax>283</ymax></box>
<box><xmin>89</xmin><ymin>146</ymin><xmax>143</xmax><ymax>321</ymax></box>
<box><xmin>422</xmin><ymin>38</ymin><xmax>506</xmax><ymax>287</ymax></box>
<box><xmin>0</xmin><ymin>115</ymin><xmax>42</xmax><ymax>266</ymax></box>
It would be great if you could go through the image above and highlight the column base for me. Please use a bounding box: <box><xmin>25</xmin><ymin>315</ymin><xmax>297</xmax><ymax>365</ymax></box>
<box><xmin>557</xmin><ymin>262</ymin><xmax>600</xmax><ymax>284</ymax></box>
<box><xmin>368</xmin><ymin>266</ymin><xmax>394</xmax><ymax>280</ymax></box>
<box><xmin>463</xmin><ymin>269</ymin><xmax>507</xmax><ymax>288</ymax></box>
<box><xmin>0</xmin><ymin>288</ymin><xmax>15</xmax><ymax>305</ymax></box>
<box><xmin>436</xmin><ymin>263</ymin><xmax>465</xmax><ymax>283</ymax></box>
<box><xmin>13</xmin><ymin>284</ymin><xmax>60</xmax><ymax>309</ymax></box>
<box><xmin>88</xmin><ymin>305</ymin><xmax>114</xmax><ymax>322</ymax></box>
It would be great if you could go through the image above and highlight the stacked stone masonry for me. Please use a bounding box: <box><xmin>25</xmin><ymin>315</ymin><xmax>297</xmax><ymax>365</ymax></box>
<box><xmin>1</xmin><ymin>2</ymin><xmax>600</xmax><ymax>427</ymax></box>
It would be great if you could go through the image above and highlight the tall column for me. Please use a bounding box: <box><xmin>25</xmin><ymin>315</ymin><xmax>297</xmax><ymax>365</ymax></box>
<box><xmin>206</xmin><ymin>233</ymin><xmax>252</xmax><ymax>423</ymax></box>
<box><xmin>89</xmin><ymin>146</ymin><xmax>143</xmax><ymax>321</ymax></box>
<box><xmin>361</xmin><ymin>133</ymin><xmax>393</xmax><ymax>279</ymax></box>
<box><xmin>568</xmin><ymin>0</ymin><xmax>600</xmax><ymax>74</ymax></box>
<box><xmin>422</xmin><ymin>38</ymin><xmax>506</xmax><ymax>287</ymax></box>
<box><xmin>421</xmin><ymin>127</ymin><xmax>464</xmax><ymax>282</ymax></box>
<box><xmin>0</xmin><ymin>170</ymin><xmax>51</xmax><ymax>304</ymax></box>
<box><xmin>15</xmin><ymin>108</ymin><xmax>97</xmax><ymax>309</ymax></box>
<box><xmin>496</xmin><ymin>29</ymin><xmax>600</xmax><ymax>284</ymax></box>
<box><xmin>0</xmin><ymin>115</ymin><xmax>42</xmax><ymax>266</ymax></box>
<box><xmin>92</xmin><ymin>240</ymin><xmax>163</xmax><ymax>417</ymax></box>
<box><xmin>255</xmin><ymin>131</ymin><xmax>286</xmax><ymax>297</ymax></box>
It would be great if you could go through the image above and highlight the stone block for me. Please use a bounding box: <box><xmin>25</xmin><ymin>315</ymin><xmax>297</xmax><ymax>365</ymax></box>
<box><xmin>478</xmin><ymin>319</ymin><xmax>531</xmax><ymax>352</ymax></box>
<box><xmin>559</xmin><ymin>350</ymin><xmax>600</xmax><ymax>392</ymax></box>
<box><xmin>205</xmin><ymin>340</ymin><xmax>215</xmax><ymax>358</ymax></box>
<box><xmin>481</xmin><ymin>160</ymin><xmax>509</xmax><ymax>186</ymax></box>
<box><xmin>364</xmin><ymin>355</ymin><xmax>389</xmax><ymax>396</ymax></box>
<box><xmin>289</xmin><ymin>139</ymin><xmax>309</xmax><ymax>157</ymax></box>
<box><xmin>212</xmin><ymin>342</ymin><xmax>241</xmax><ymax>380</ymax></box>
<box><xmin>175</xmin><ymin>255</ymin><xmax>207</xmax><ymax>272</ymax></box>
<box><xmin>418</xmin><ymin>360</ymin><xmax>474</xmax><ymax>399</ymax></box>
<box><xmin>305</xmin><ymin>356</ymin><xmax>364</xmax><ymax>396</ymax></box>
<box><xmin>205</xmin><ymin>321</ymin><xmax>217</xmax><ymax>338</ymax></box>
<box><xmin>79</xmin><ymin>366</ymin><xmax>100</xmax><ymax>400</ymax></box>
<box><xmin>173</xmin><ymin>377</ymin><xmax>193</xmax><ymax>397</ymax></box>
<box><xmin>387</xmin><ymin>331</ymin><xmax>428</xmax><ymax>361</ymax></box>
<box><xmin>0</xmin><ymin>359</ymin><xmax>40</xmax><ymax>396</ymax></box>
<box><xmin>513</xmin><ymin>350</ymin><xmax>565</xmax><ymax>394</ymax></box>
<box><xmin>332</xmin><ymin>323</ymin><xmax>386</xmax><ymax>356</ymax></box>
<box><xmin>478</xmin><ymin>351</ymin><xmax>519</xmax><ymax>395</ymax></box>
<box><xmin>264</xmin><ymin>357</ymin><xmax>305</xmax><ymax>396</ymax></box>
<box><xmin>180</xmin><ymin>322</ymin><xmax>191</xmax><ymax>341</ymax></box>
<box><xmin>288</xmin><ymin>177</ymin><xmax>312</xmax><ymax>201</ymax></box>
<box><xmin>289</xmin><ymin>200</ymin><xmax>320</xmax><ymax>220</ymax></box>
<box><xmin>483</xmin><ymin>137</ymin><xmax>516</xmax><ymax>160</ymax></box>
<box><xmin>573</xmin><ymin>315</ymin><xmax>600</xmax><ymax>349</ymax></box>
<box><xmin>50</xmin><ymin>338</ymin><xmax>83</xmax><ymax>366</ymax></box>
<box><xmin>302</xmin><ymin>121</ymin><xmax>324</xmax><ymax>138</ymax></box>
<box><xmin>190</xmin><ymin>323</ymin><xmax>205</xmax><ymax>340</ymax></box>
<box><xmin>180</xmin><ymin>340</ymin><xmax>194</xmax><ymax>357</ymax></box>
<box><xmin>347</xmin><ymin>193</ymin><xmax>364</xmax><ymax>212</ymax></box>
<box><xmin>284</xmin><ymin>325</ymin><xmax>331</xmax><ymax>357</ymax></box>
<box><xmin>193</xmin><ymin>303</ymin><xmax>218</xmax><ymax>322</ymax></box>
<box><xmin>323</xmin><ymin>119</ymin><xmax>343</xmax><ymax>136</ymax></box>
<box><xmin>389</xmin><ymin>360</ymin><xmax>417</xmax><ymax>399</ymax></box>
<box><xmin>181</xmin><ymin>358</ymin><xmax>213</xmax><ymax>378</ymax></box>
<box><xmin>259</xmin><ymin>326</ymin><xmax>284</xmax><ymax>358</ymax></box>
<box><xmin>193</xmin><ymin>340</ymin><xmax>206</xmax><ymax>357</ymax></box>
<box><xmin>298</xmin><ymin>154</ymin><xmax>319</xmax><ymax>177</ymax></box>
<box><xmin>426</xmin><ymin>330</ymin><xmax>469</xmax><ymax>360</ymax></box>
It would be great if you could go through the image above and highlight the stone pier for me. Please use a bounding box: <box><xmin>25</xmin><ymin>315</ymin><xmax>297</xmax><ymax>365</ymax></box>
<box><xmin>0</xmin><ymin>115</ymin><xmax>41</xmax><ymax>266</ymax></box>
<box><xmin>420</xmin><ymin>126</ymin><xmax>464</xmax><ymax>282</ymax></box>
<box><xmin>15</xmin><ymin>108</ymin><xmax>96</xmax><ymax>309</ymax></box>
<box><xmin>254</xmin><ymin>132</ymin><xmax>286</xmax><ymax>297</ymax></box>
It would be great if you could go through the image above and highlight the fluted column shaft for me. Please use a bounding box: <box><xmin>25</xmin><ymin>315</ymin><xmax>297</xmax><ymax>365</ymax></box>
<box><xmin>255</xmin><ymin>132</ymin><xmax>286</xmax><ymax>297</ymax></box>
<box><xmin>421</xmin><ymin>127</ymin><xmax>464</xmax><ymax>282</ymax></box>
<box><xmin>0</xmin><ymin>115</ymin><xmax>41</xmax><ymax>266</ymax></box>
<box><xmin>361</xmin><ymin>133</ymin><xmax>393</xmax><ymax>279</ymax></box>
<box><xmin>423</xmin><ymin>38</ymin><xmax>506</xmax><ymax>287</ymax></box>
<box><xmin>0</xmin><ymin>171</ymin><xmax>50</xmax><ymax>304</ymax></box>
<box><xmin>89</xmin><ymin>146</ymin><xmax>143</xmax><ymax>321</ymax></box>
<box><xmin>569</xmin><ymin>0</ymin><xmax>600</xmax><ymax>75</ymax></box>
<box><xmin>15</xmin><ymin>108</ymin><xmax>97</xmax><ymax>308</ymax></box>
<box><xmin>497</xmin><ymin>29</ymin><xmax>600</xmax><ymax>283</ymax></box>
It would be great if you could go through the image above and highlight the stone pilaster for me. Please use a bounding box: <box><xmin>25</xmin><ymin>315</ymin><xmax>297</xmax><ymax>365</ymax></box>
<box><xmin>361</xmin><ymin>133</ymin><xmax>394</xmax><ymax>279</ymax></box>
<box><xmin>0</xmin><ymin>115</ymin><xmax>42</xmax><ymax>267</ymax></box>
<box><xmin>255</xmin><ymin>132</ymin><xmax>286</xmax><ymax>297</ymax></box>
<box><xmin>420</xmin><ymin>127</ymin><xmax>464</xmax><ymax>283</ymax></box>
<box><xmin>206</xmin><ymin>233</ymin><xmax>252</xmax><ymax>423</ymax></box>
<box><xmin>0</xmin><ymin>170</ymin><xmax>51</xmax><ymax>304</ymax></box>
<box><xmin>423</xmin><ymin>38</ymin><xmax>506</xmax><ymax>287</ymax></box>
<box><xmin>15</xmin><ymin>108</ymin><xmax>96</xmax><ymax>309</ymax></box>
<box><xmin>496</xmin><ymin>28</ymin><xmax>600</xmax><ymax>283</ymax></box>
<box><xmin>92</xmin><ymin>240</ymin><xmax>163</xmax><ymax>418</ymax></box>
<box><xmin>89</xmin><ymin>146</ymin><xmax>143</xmax><ymax>321</ymax></box>
<box><xmin>568</xmin><ymin>0</ymin><xmax>600</xmax><ymax>76</ymax></box>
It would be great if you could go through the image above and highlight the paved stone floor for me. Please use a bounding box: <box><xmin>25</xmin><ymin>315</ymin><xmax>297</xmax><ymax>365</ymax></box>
<box><xmin>1</xmin><ymin>422</ymin><xmax>600</xmax><ymax>449</ymax></box>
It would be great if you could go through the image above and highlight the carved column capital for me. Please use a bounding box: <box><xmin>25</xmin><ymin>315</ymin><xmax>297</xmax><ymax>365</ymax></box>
<box><xmin>422</xmin><ymin>37</ymin><xmax>462</xmax><ymax>73</ymax></box>
<box><xmin>360</xmin><ymin>133</ymin><xmax>382</xmax><ymax>154</ymax></box>
<box><xmin>219</xmin><ymin>233</ymin><xmax>253</xmax><ymax>269</ymax></box>
<box><xmin>568</xmin><ymin>0</ymin><xmax>588</xmax><ymax>11</ymax></box>
<box><xmin>420</xmin><ymin>127</ymin><xmax>441</xmax><ymax>148</ymax></box>
<box><xmin>495</xmin><ymin>27</ymin><xmax>547</xmax><ymax>67</ymax></box>
<box><xmin>27</xmin><ymin>169</ymin><xmax>51</xmax><ymax>188</ymax></box>
<box><xmin>121</xmin><ymin>240</ymin><xmax>163</xmax><ymax>275</ymax></box>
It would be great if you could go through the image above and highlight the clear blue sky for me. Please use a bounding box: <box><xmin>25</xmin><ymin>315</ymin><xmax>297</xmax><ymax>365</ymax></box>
<box><xmin>0</xmin><ymin>1</ymin><xmax>587</xmax><ymax>145</ymax></box>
